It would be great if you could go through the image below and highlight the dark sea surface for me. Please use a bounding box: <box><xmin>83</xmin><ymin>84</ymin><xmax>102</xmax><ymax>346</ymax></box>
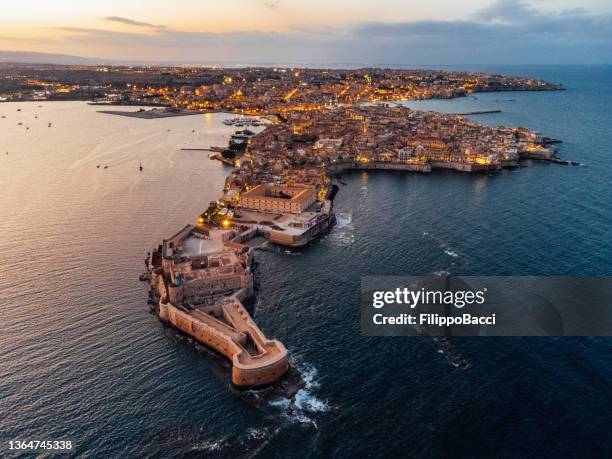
<box><xmin>0</xmin><ymin>65</ymin><xmax>611</xmax><ymax>458</ymax></box>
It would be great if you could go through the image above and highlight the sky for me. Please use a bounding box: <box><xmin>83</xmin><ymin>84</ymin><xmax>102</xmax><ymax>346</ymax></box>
<box><xmin>0</xmin><ymin>0</ymin><xmax>611</xmax><ymax>65</ymax></box>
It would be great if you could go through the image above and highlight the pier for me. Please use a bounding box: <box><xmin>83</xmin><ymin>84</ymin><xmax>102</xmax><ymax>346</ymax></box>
<box><xmin>455</xmin><ymin>110</ymin><xmax>502</xmax><ymax>115</ymax></box>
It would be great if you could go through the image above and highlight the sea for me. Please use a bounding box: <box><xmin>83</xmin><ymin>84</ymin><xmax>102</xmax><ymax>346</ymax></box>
<box><xmin>0</xmin><ymin>65</ymin><xmax>611</xmax><ymax>458</ymax></box>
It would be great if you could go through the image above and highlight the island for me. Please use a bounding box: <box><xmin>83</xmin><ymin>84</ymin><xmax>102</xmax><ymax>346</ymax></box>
<box><xmin>0</xmin><ymin>62</ymin><xmax>566</xmax><ymax>388</ymax></box>
<box><xmin>127</xmin><ymin>67</ymin><xmax>566</xmax><ymax>388</ymax></box>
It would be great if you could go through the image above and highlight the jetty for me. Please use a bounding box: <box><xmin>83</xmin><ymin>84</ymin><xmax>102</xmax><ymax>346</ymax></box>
<box><xmin>455</xmin><ymin>110</ymin><xmax>502</xmax><ymax>115</ymax></box>
<box><xmin>180</xmin><ymin>146</ymin><xmax>225</xmax><ymax>153</ymax></box>
<box><xmin>98</xmin><ymin>108</ymin><xmax>207</xmax><ymax>119</ymax></box>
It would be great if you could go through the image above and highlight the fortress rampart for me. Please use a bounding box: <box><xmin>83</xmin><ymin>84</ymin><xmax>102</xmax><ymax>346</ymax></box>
<box><xmin>161</xmin><ymin>299</ymin><xmax>288</xmax><ymax>387</ymax></box>
<box><xmin>149</xmin><ymin>224</ymin><xmax>289</xmax><ymax>387</ymax></box>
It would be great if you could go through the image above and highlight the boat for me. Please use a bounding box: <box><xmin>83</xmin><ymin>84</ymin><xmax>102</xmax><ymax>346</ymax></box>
<box><xmin>222</xmin><ymin>116</ymin><xmax>262</xmax><ymax>127</ymax></box>
<box><xmin>104</xmin><ymin>166</ymin><xmax>108</xmax><ymax>169</ymax></box>
<box><xmin>139</xmin><ymin>161</ymin><xmax>143</xmax><ymax>171</ymax></box>
<box><xmin>96</xmin><ymin>165</ymin><xmax>100</xmax><ymax>168</ymax></box>
<box><xmin>236</xmin><ymin>128</ymin><xmax>255</xmax><ymax>136</ymax></box>
<box><xmin>229</xmin><ymin>132</ymin><xmax>248</xmax><ymax>151</ymax></box>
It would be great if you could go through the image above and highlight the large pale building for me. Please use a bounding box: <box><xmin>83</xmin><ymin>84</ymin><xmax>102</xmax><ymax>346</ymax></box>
<box><xmin>239</xmin><ymin>184</ymin><xmax>316</xmax><ymax>214</ymax></box>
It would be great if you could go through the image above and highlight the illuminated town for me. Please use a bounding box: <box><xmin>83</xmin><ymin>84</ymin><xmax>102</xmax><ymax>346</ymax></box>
<box><xmin>0</xmin><ymin>63</ymin><xmax>561</xmax><ymax>107</ymax></box>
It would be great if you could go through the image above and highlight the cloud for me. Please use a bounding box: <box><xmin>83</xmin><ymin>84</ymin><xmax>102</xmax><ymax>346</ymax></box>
<box><xmin>260</xmin><ymin>0</ymin><xmax>280</xmax><ymax>10</ymax></box>
<box><xmin>0</xmin><ymin>35</ymin><xmax>48</xmax><ymax>43</ymax></box>
<box><xmin>102</xmin><ymin>16</ymin><xmax>166</xmax><ymax>30</ymax></box>
<box><xmin>48</xmin><ymin>1</ymin><xmax>612</xmax><ymax>65</ymax></box>
<box><xmin>472</xmin><ymin>0</ymin><xmax>538</xmax><ymax>24</ymax></box>
<box><xmin>347</xmin><ymin>0</ymin><xmax>611</xmax><ymax>64</ymax></box>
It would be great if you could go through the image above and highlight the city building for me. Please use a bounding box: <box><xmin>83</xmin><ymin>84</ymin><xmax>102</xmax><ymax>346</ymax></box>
<box><xmin>239</xmin><ymin>184</ymin><xmax>316</xmax><ymax>214</ymax></box>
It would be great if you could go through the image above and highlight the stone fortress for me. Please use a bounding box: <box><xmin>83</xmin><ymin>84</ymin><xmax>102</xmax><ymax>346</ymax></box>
<box><xmin>147</xmin><ymin>223</ymin><xmax>292</xmax><ymax>387</ymax></box>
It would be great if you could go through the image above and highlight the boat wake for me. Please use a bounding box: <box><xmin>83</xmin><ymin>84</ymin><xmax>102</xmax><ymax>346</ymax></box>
<box><xmin>166</xmin><ymin>424</ymin><xmax>283</xmax><ymax>458</ymax></box>
<box><xmin>421</xmin><ymin>231</ymin><xmax>461</xmax><ymax>260</ymax></box>
<box><xmin>431</xmin><ymin>336</ymin><xmax>472</xmax><ymax>370</ymax></box>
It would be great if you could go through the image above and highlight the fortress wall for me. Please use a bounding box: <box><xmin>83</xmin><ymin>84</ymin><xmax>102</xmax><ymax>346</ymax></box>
<box><xmin>329</xmin><ymin>162</ymin><xmax>432</xmax><ymax>173</ymax></box>
<box><xmin>165</xmin><ymin>302</ymin><xmax>288</xmax><ymax>387</ymax></box>
<box><xmin>167</xmin><ymin>303</ymin><xmax>238</xmax><ymax>360</ymax></box>
<box><xmin>265</xmin><ymin>230</ymin><xmax>295</xmax><ymax>245</ymax></box>
<box><xmin>167</xmin><ymin>284</ymin><xmax>183</xmax><ymax>304</ymax></box>
<box><xmin>168</xmin><ymin>224</ymin><xmax>193</xmax><ymax>247</ymax></box>
<box><xmin>430</xmin><ymin>161</ymin><xmax>499</xmax><ymax>172</ymax></box>
<box><xmin>231</xmin><ymin>355</ymin><xmax>289</xmax><ymax>387</ymax></box>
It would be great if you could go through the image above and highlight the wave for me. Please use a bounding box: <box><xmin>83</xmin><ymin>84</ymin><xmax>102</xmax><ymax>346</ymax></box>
<box><xmin>294</xmin><ymin>389</ymin><xmax>330</xmax><ymax>413</ymax></box>
<box><xmin>422</xmin><ymin>230</ymin><xmax>461</xmax><ymax>259</ymax></box>
<box><xmin>329</xmin><ymin>212</ymin><xmax>355</xmax><ymax>246</ymax></box>
<box><xmin>334</xmin><ymin>212</ymin><xmax>353</xmax><ymax>229</ymax></box>
<box><xmin>186</xmin><ymin>425</ymin><xmax>281</xmax><ymax>458</ymax></box>
<box><xmin>268</xmin><ymin>359</ymin><xmax>331</xmax><ymax>429</ymax></box>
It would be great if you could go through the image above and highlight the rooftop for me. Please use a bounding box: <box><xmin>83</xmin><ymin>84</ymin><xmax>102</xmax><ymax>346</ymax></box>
<box><xmin>241</xmin><ymin>183</ymin><xmax>313</xmax><ymax>202</ymax></box>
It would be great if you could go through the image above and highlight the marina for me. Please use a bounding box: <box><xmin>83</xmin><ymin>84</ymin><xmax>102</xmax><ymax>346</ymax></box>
<box><xmin>223</xmin><ymin>116</ymin><xmax>266</xmax><ymax>127</ymax></box>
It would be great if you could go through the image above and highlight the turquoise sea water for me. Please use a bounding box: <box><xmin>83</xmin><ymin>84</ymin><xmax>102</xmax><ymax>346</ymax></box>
<box><xmin>0</xmin><ymin>65</ymin><xmax>611</xmax><ymax>457</ymax></box>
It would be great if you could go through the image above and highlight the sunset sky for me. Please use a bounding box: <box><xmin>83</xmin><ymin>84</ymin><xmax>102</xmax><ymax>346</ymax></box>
<box><xmin>1</xmin><ymin>0</ymin><xmax>610</xmax><ymax>64</ymax></box>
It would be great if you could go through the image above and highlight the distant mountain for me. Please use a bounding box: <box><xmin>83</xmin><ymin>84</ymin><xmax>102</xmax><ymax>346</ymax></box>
<box><xmin>0</xmin><ymin>49</ymin><xmax>124</xmax><ymax>65</ymax></box>
<box><xmin>0</xmin><ymin>49</ymin><xmax>205</xmax><ymax>66</ymax></box>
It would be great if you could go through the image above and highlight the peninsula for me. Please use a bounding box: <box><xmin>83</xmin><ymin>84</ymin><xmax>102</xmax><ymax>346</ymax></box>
<box><xmin>129</xmin><ymin>67</ymin><xmax>565</xmax><ymax>388</ymax></box>
<box><xmin>0</xmin><ymin>62</ymin><xmax>565</xmax><ymax>388</ymax></box>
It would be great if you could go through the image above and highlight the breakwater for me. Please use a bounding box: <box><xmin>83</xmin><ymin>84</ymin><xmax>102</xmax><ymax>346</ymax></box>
<box><xmin>455</xmin><ymin>110</ymin><xmax>502</xmax><ymax>115</ymax></box>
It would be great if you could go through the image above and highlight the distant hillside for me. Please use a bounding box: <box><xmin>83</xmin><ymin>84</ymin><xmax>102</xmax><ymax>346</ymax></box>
<box><xmin>0</xmin><ymin>49</ymin><xmax>108</xmax><ymax>65</ymax></box>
